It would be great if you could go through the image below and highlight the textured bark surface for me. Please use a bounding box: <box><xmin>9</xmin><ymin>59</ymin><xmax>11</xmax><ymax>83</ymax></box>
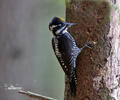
<box><xmin>65</xmin><ymin>0</ymin><xmax>120</xmax><ymax>100</ymax></box>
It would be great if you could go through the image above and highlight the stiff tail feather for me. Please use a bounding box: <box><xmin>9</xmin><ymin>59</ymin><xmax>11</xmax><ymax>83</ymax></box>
<box><xmin>69</xmin><ymin>70</ymin><xmax>77</xmax><ymax>96</ymax></box>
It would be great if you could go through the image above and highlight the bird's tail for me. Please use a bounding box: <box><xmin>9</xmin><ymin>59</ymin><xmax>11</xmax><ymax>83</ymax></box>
<box><xmin>69</xmin><ymin>69</ymin><xmax>77</xmax><ymax>96</ymax></box>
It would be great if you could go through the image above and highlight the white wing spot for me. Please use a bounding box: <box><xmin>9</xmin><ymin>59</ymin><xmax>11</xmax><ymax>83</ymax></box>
<box><xmin>64</xmin><ymin>66</ymin><xmax>67</xmax><ymax>68</ymax></box>
<box><xmin>62</xmin><ymin>63</ymin><xmax>65</xmax><ymax>66</ymax></box>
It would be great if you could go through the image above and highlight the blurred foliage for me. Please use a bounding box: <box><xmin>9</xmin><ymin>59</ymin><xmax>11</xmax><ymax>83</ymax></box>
<box><xmin>33</xmin><ymin>0</ymin><xmax>65</xmax><ymax>100</ymax></box>
<box><xmin>0</xmin><ymin>0</ymin><xmax>65</xmax><ymax>100</ymax></box>
<box><xmin>55</xmin><ymin>0</ymin><xmax>65</xmax><ymax>5</ymax></box>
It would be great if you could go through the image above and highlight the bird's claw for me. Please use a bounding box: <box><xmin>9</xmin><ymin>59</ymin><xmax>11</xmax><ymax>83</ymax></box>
<box><xmin>85</xmin><ymin>41</ymin><xmax>92</xmax><ymax>49</ymax></box>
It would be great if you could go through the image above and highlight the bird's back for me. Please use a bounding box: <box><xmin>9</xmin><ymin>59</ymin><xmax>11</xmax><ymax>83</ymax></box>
<box><xmin>52</xmin><ymin>32</ymin><xmax>77</xmax><ymax>76</ymax></box>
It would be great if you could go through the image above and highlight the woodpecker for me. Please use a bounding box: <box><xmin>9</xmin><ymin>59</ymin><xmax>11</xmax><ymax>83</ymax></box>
<box><xmin>49</xmin><ymin>17</ymin><xmax>91</xmax><ymax>96</ymax></box>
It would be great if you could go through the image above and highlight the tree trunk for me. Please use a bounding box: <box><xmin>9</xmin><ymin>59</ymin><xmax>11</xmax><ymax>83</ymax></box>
<box><xmin>65</xmin><ymin>0</ymin><xmax>120</xmax><ymax>100</ymax></box>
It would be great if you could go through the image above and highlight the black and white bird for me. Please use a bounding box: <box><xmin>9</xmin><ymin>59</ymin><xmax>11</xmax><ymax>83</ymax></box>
<box><xmin>49</xmin><ymin>17</ymin><xmax>91</xmax><ymax>96</ymax></box>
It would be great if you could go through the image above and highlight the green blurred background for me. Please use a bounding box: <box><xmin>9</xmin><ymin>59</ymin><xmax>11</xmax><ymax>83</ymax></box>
<box><xmin>34</xmin><ymin>0</ymin><xmax>65</xmax><ymax>99</ymax></box>
<box><xmin>0</xmin><ymin>0</ymin><xmax>65</xmax><ymax>100</ymax></box>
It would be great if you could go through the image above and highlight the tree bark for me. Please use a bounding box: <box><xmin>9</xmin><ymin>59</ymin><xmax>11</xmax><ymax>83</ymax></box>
<box><xmin>65</xmin><ymin>0</ymin><xmax>120</xmax><ymax>100</ymax></box>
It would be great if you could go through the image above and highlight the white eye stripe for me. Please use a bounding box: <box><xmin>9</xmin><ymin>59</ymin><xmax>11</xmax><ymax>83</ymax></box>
<box><xmin>52</xmin><ymin>25</ymin><xmax>57</xmax><ymax>28</ymax></box>
<box><xmin>50</xmin><ymin>25</ymin><xmax>57</xmax><ymax>31</ymax></box>
<box><xmin>51</xmin><ymin>24</ymin><xmax>62</xmax><ymax>29</ymax></box>
<box><xmin>58</xmin><ymin>24</ymin><xmax>62</xmax><ymax>26</ymax></box>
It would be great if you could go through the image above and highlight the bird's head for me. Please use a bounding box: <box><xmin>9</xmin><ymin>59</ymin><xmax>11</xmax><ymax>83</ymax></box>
<box><xmin>49</xmin><ymin>17</ymin><xmax>76</xmax><ymax>36</ymax></box>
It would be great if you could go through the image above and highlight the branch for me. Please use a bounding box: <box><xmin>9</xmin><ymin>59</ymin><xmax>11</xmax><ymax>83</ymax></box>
<box><xmin>5</xmin><ymin>84</ymin><xmax>56</xmax><ymax>100</ymax></box>
<box><xmin>18</xmin><ymin>90</ymin><xmax>57</xmax><ymax>100</ymax></box>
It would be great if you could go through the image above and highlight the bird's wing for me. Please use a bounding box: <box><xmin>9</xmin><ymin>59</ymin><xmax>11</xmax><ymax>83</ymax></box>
<box><xmin>52</xmin><ymin>34</ymin><xmax>76</xmax><ymax>76</ymax></box>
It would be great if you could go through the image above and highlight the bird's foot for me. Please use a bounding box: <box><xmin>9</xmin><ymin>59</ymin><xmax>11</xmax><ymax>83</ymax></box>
<box><xmin>84</xmin><ymin>41</ymin><xmax>92</xmax><ymax>49</ymax></box>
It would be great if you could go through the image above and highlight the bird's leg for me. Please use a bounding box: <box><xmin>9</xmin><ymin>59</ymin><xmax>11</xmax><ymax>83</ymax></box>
<box><xmin>80</xmin><ymin>41</ymin><xmax>92</xmax><ymax>51</ymax></box>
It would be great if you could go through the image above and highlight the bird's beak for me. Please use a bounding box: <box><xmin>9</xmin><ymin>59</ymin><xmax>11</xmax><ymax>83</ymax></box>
<box><xmin>64</xmin><ymin>22</ymin><xmax>77</xmax><ymax>27</ymax></box>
